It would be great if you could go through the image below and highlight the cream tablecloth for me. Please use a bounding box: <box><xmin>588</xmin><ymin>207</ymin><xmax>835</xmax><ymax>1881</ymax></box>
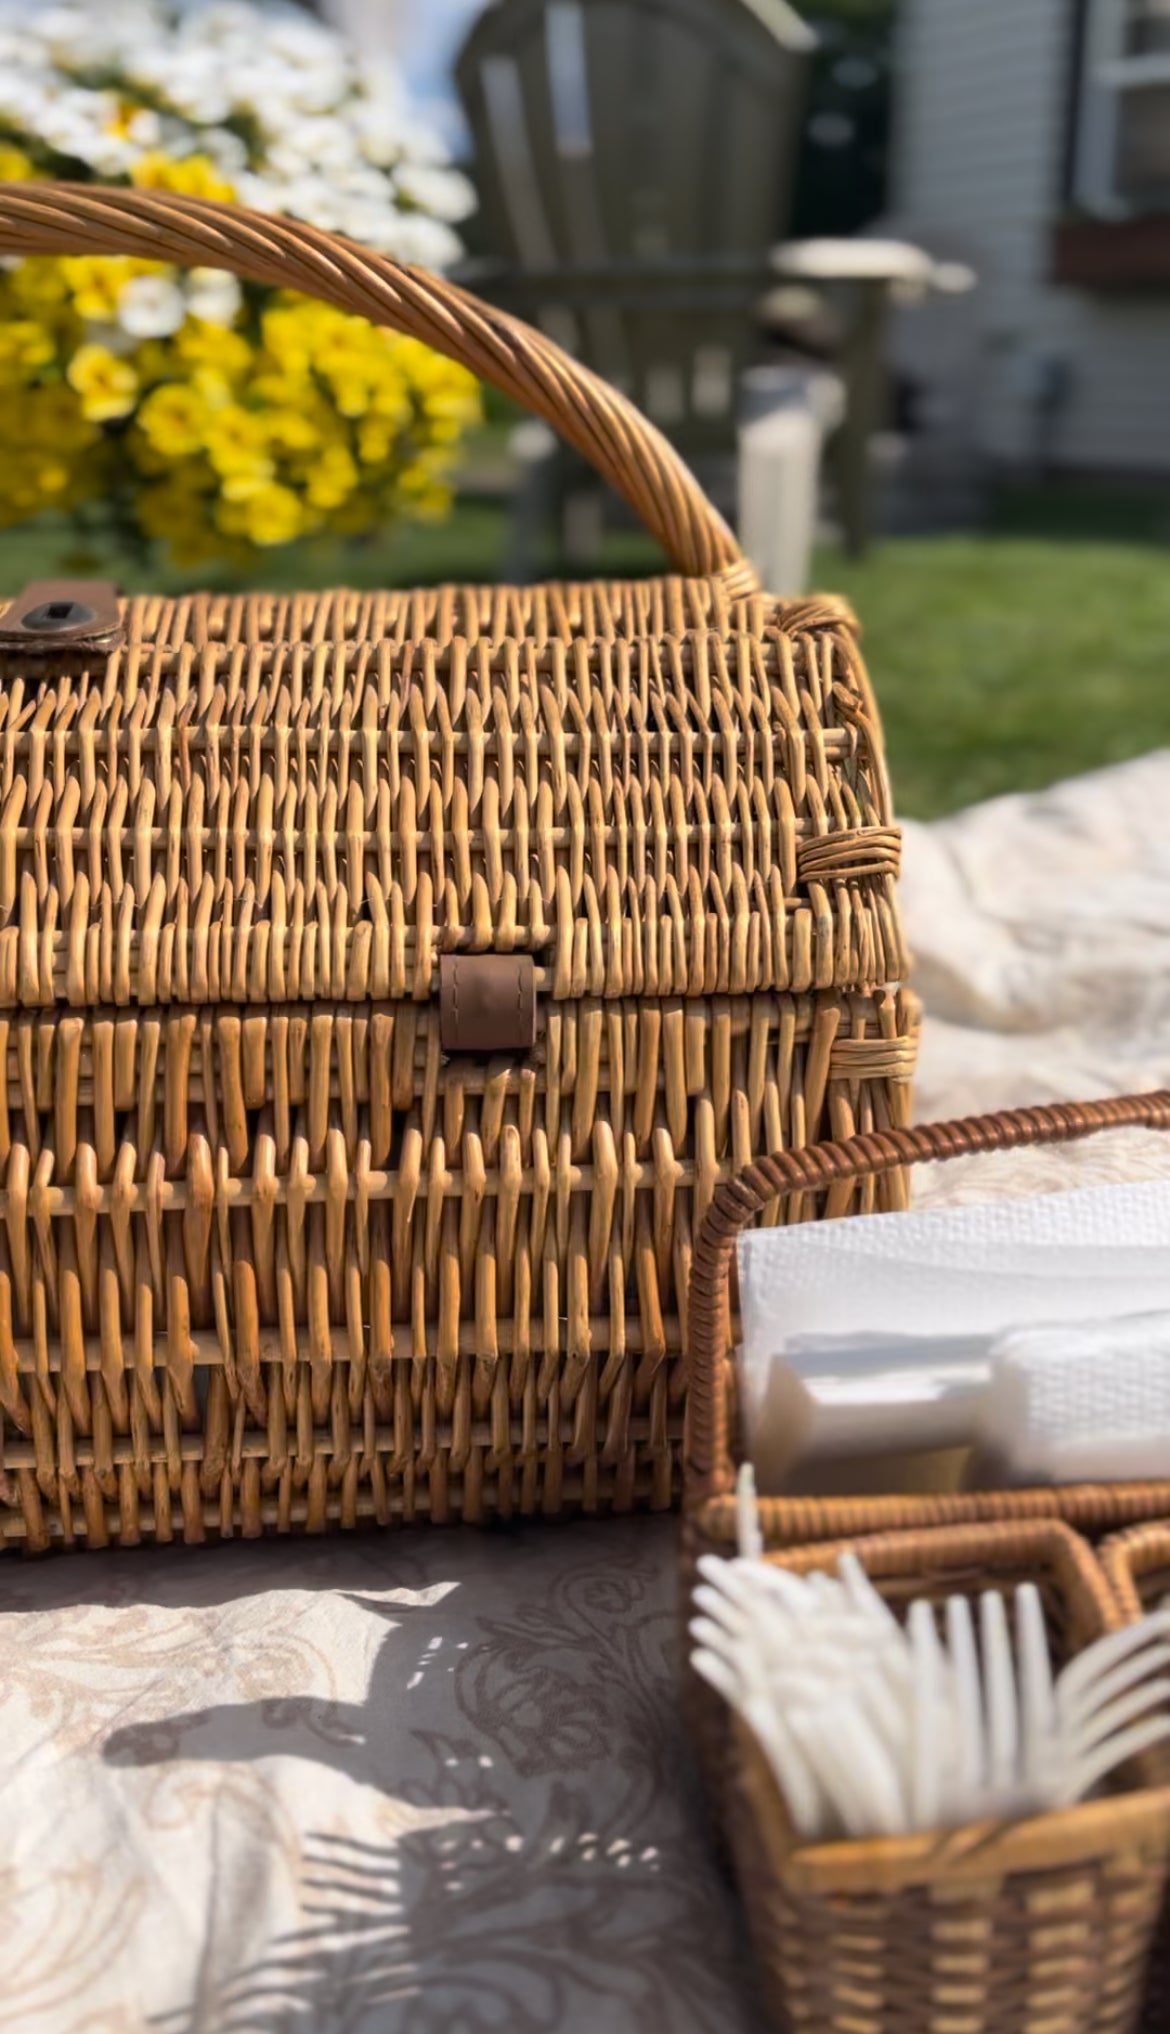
<box><xmin>7</xmin><ymin>753</ymin><xmax>1170</xmax><ymax>2034</ymax></box>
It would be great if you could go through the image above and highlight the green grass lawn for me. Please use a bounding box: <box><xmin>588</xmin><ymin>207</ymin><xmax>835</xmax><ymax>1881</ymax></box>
<box><xmin>4</xmin><ymin>490</ymin><xmax>1169</xmax><ymax>820</ymax></box>
<box><xmin>826</xmin><ymin>530</ymin><xmax>1170</xmax><ymax>818</ymax></box>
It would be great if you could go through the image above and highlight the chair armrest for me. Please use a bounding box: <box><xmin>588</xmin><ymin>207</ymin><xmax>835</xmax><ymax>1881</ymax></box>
<box><xmin>773</xmin><ymin>238</ymin><xmax>976</xmax><ymax>295</ymax></box>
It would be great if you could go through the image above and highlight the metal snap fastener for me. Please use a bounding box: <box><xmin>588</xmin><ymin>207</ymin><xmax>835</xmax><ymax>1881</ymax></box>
<box><xmin>20</xmin><ymin>598</ymin><xmax>99</xmax><ymax>632</ymax></box>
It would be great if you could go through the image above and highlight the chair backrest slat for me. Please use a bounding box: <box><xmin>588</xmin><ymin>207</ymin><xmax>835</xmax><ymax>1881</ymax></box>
<box><xmin>457</xmin><ymin>0</ymin><xmax>813</xmax><ymax>448</ymax></box>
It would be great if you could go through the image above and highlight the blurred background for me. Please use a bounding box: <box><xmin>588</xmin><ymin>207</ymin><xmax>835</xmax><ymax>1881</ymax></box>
<box><xmin>1</xmin><ymin>0</ymin><xmax>1169</xmax><ymax>817</ymax></box>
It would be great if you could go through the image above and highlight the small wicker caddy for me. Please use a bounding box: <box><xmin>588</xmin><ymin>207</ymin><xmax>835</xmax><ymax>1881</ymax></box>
<box><xmin>0</xmin><ymin>182</ymin><xmax>919</xmax><ymax>1553</ymax></box>
<box><xmin>682</xmin><ymin>1091</ymin><xmax>1170</xmax><ymax>2034</ymax></box>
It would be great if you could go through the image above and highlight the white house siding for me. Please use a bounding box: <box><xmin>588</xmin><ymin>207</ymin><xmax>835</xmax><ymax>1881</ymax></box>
<box><xmin>892</xmin><ymin>0</ymin><xmax>1170</xmax><ymax>474</ymax></box>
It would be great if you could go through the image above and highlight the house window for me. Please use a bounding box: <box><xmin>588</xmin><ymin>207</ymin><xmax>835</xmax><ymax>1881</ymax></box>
<box><xmin>1075</xmin><ymin>0</ymin><xmax>1170</xmax><ymax>213</ymax></box>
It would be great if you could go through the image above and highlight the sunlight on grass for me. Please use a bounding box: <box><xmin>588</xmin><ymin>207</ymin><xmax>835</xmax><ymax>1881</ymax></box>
<box><xmin>819</xmin><ymin>533</ymin><xmax>1170</xmax><ymax>817</ymax></box>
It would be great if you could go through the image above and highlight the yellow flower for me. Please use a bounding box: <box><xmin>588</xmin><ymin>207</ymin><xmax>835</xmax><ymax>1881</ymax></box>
<box><xmin>0</xmin><ymin>318</ymin><xmax>56</xmax><ymax>378</ymax></box>
<box><xmin>8</xmin><ymin>257</ymin><xmax>70</xmax><ymax>315</ymax></box>
<box><xmin>31</xmin><ymin>457</ymin><xmax>70</xmax><ymax>497</ymax></box>
<box><xmin>357</xmin><ymin>415</ymin><xmax>395</xmax><ymax>465</ymax></box>
<box><xmin>204</xmin><ymin>404</ymin><xmax>274</xmax><ymax>494</ymax></box>
<box><xmin>137</xmin><ymin>382</ymin><xmax>209</xmax><ymax>458</ymax></box>
<box><xmin>231</xmin><ymin>482</ymin><xmax>305</xmax><ymax>547</ymax></box>
<box><xmin>67</xmin><ymin>344</ymin><xmax>139</xmax><ymax>421</ymax></box>
<box><xmin>266</xmin><ymin>407</ymin><xmax>322</xmax><ymax>453</ymax></box>
<box><xmin>176</xmin><ymin>321</ymin><xmax>252</xmax><ymax>382</ymax></box>
<box><xmin>370</xmin><ymin>375</ymin><xmax>411</xmax><ymax>430</ymax></box>
<box><xmin>0</xmin><ymin>145</ymin><xmax>34</xmax><ymax>180</ymax></box>
<box><xmin>260</xmin><ymin>305</ymin><xmax>314</xmax><ymax>374</ymax></box>
<box><xmin>305</xmin><ymin>440</ymin><xmax>358</xmax><ymax>510</ymax></box>
<box><xmin>61</xmin><ymin>256</ymin><xmax>168</xmax><ymax>322</ymax></box>
<box><xmin>24</xmin><ymin>384</ymin><xmax>98</xmax><ymax>451</ymax></box>
<box><xmin>424</xmin><ymin>383</ymin><xmax>483</xmax><ymax>440</ymax></box>
<box><xmin>62</xmin><ymin>259</ymin><xmax>124</xmax><ymax>323</ymax></box>
<box><xmin>0</xmin><ymin>192</ymin><xmax>479</xmax><ymax>561</ymax></box>
<box><xmin>397</xmin><ymin>461</ymin><xmax>452</xmax><ymax>520</ymax></box>
<box><xmin>131</xmin><ymin>152</ymin><xmax>237</xmax><ymax>203</ymax></box>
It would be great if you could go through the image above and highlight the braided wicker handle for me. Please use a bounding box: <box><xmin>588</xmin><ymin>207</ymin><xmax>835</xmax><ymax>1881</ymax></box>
<box><xmin>685</xmin><ymin>1090</ymin><xmax>1170</xmax><ymax>1508</ymax></box>
<box><xmin>0</xmin><ymin>182</ymin><xmax>754</xmax><ymax>590</ymax></box>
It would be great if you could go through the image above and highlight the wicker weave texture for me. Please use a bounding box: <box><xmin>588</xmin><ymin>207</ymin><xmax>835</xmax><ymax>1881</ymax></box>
<box><xmin>0</xmin><ymin>577</ymin><xmax>916</xmax><ymax>1549</ymax></box>
<box><xmin>0</xmin><ymin>979</ymin><xmax>914</xmax><ymax>1549</ymax></box>
<box><xmin>0</xmin><ymin>585</ymin><xmax>899</xmax><ymax>1010</ymax></box>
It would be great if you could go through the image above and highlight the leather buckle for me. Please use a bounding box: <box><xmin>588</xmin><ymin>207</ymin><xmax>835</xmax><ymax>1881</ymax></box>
<box><xmin>0</xmin><ymin>579</ymin><xmax>124</xmax><ymax>654</ymax></box>
<box><xmin>439</xmin><ymin>954</ymin><xmax>537</xmax><ymax>1054</ymax></box>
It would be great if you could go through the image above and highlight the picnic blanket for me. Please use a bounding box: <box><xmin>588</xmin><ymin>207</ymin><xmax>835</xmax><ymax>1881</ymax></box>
<box><xmin>7</xmin><ymin>752</ymin><xmax>1170</xmax><ymax>2034</ymax></box>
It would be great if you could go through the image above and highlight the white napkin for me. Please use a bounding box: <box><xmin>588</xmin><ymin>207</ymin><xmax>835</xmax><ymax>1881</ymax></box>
<box><xmin>983</xmin><ymin>1311</ymin><xmax>1170</xmax><ymax>1484</ymax></box>
<box><xmin>738</xmin><ymin>1178</ymin><xmax>1170</xmax><ymax>1490</ymax></box>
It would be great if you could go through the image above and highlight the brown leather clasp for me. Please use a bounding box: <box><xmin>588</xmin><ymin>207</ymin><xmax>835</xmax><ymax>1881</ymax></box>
<box><xmin>439</xmin><ymin>954</ymin><xmax>537</xmax><ymax>1055</ymax></box>
<box><xmin>0</xmin><ymin>579</ymin><xmax>124</xmax><ymax>655</ymax></box>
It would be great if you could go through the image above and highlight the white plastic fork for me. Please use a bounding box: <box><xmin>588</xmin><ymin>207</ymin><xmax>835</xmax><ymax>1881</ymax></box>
<box><xmin>691</xmin><ymin>1534</ymin><xmax>1170</xmax><ymax>1844</ymax></box>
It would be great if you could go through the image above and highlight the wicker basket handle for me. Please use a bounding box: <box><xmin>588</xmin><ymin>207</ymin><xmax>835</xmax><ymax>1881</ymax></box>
<box><xmin>684</xmin><ymin>1090</ymin><xmax>1170</xmax><ymax>1510</ymax></box>
<box><xmin>0</xmin><ymin>182</ymin><xmax>755</xmax><ymax>592</ymax></box>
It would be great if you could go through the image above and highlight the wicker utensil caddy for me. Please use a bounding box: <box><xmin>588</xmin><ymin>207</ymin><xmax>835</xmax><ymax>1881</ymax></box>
<box><xmin>0</xmin><ymin>183</ymin><xmax>917</xmax><ymax>1553</ymax></box>
<box><xmin>682</xmin><ymin>1092</ymin><xmax>1170</xmax><ymax>2034</ymax></box>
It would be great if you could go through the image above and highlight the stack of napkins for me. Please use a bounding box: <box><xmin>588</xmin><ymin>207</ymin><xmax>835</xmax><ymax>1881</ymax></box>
<box><xmin>738</xmin><ymin>1179</ymin><xmax>1170</xmax><ymax>1493</ymax></box>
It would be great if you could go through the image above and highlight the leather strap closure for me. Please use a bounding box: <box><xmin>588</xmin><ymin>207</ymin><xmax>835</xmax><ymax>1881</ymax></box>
<box><xmin>0</xmin><ymin>579</ymin><xmax>124</xmax><ymax>654</ymax></box>
<box><xmin>439</xmin><ymin>954</ymin><xmax>537</xmax><ymax>1055</ymax></box>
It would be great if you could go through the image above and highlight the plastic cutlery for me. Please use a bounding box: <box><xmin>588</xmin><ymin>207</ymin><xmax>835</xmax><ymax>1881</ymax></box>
<box><xmin>692</xmin><ymin>1497</ymin><xmax>1170</xmax><ymax>1842</ymax></box>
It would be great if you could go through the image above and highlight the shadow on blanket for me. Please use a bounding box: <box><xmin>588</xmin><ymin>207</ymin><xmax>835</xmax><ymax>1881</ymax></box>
<box><xmin>86</xmin><ymin>1521</ymin><xmax>766</xmax><ymax>2034</ymax></box>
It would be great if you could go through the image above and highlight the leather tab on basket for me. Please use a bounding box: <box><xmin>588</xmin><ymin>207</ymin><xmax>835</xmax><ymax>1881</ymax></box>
<box><xmin>0</xmin><ymin>579</ymin><xmax>125</xmax><ymax>655</ymax></box>
<box><xmin>439</xmin><ymin>955</ymin><xmax>537</xmax><ymax>1054</ymax></box>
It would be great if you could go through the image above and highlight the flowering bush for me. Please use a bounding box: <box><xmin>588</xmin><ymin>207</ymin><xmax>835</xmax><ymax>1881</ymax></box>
<box><xmin>0</xmin><ymin>1</ymin><xmax>482</xmax><ymax>563</ymax></box>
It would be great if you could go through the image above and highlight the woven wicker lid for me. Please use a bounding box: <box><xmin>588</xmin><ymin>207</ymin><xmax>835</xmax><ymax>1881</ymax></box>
<box><xmin>0</xmin><ymin>576</ymin><xmax>901</xmax><ymax>1011</ymax></box>
<box><xmin>0</xmin><ymin>187</ymin><xmax>903</xmax><ymax>1013</ymax></box>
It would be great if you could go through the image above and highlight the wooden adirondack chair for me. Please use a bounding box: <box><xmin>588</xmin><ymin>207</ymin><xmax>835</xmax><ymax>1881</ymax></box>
<box><xmin>455</xmin><ymin>0</ymin><xmax>826</xmax><ymax>573</ymax></box>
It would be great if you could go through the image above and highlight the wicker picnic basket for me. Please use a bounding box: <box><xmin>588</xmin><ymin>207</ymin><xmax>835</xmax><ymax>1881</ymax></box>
<box><xmin>682</xmin><ymin>1093</ymin><xmax>1170</xmax><ymax>2034</ymax></box>
<box><xmin>0</xmin><ymin>183</ymin><xmax>918</xmax><ymax>1553</ymax></box>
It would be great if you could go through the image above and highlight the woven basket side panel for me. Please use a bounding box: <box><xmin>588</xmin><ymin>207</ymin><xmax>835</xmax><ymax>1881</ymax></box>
<box><xmin>0</xmin><ymin>610</ymin><xmax>902</xmax><ymax>1011</ymax></box>
<box><xmin>1</xmin><ymin>988</ymin><xmax>914</xmax><ymax>1548</ymax></box>
<box><xmin>731</xmin><ymin>1812</ymin><xmax>1165</xmax><ymax>2034</ymax></box>
<box><xmin>720</xmin><ymin>1578</ymin><xmax>1169</xmax><ymax>2034</ymax></box>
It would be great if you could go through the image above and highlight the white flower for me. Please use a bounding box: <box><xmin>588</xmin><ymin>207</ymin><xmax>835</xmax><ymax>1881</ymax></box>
<box><xmin>393</xmin><ymin>162</ymin><xmax>476</xmax><ymax>225</ymax></box>
<box><xmin>185</xmin><ymin>267</ymin><xmax>242</xmax><ymax>324</ymax></box>
<box><xmin>354</xmin><ymin>100</ymin><xmax>451</xmax><ymax>172</ymax></box>
<box><xmin>79</xmin><ymin>133</ymin><xmax>140</xmax><ymax>176</ymax></box>
<box><xmin>126</xmin><ymin>107</ymin><xmax>163</xmax><ymax>149</ymax></box>
<box><xmin>260</xmin><ymin>12</ymin><xmax>346</xmax><ymax>68</ymax></box>
<box><xmin>178</xmin><ymin>1</ymin><xmax>260</xmax><ymax>43</ymax></box>
<box><xmin>201</xmin><ymin>126</ymin><xmax>250</xmax><ymax>176</ymax></box>
<box><xmin>329</xmin><ymin>163</ymin><xmax>393</xmax><ymax>204</ymax></box>
<box><xmin>365</xmin><ymin>209</ymin><xmax>462</xmax><ymax>271</ymax></box>
<box><xmin>134</xmin><ymin>45</ymin><xmax>233</xmax><ymax>124</ymax></box>
<box><xmin>0</xmin><ymin>0</ymin><xmax>472</xmax><ymax>273</ymax></box>
<box><xmin>37</xmin><ymin>5</ymin><xmax>130</xmax><ymax>69</ymax></box>
<box><xmin>235</xmin><ymin>169</ymin><xmax>281</xmax><ymax>213</ymax></box>
<box><xmin>266</xmin><ymin>118</ymin><xmax>358</xmax><ymax>176</ymax></box>
<box><xmin>117</xmin><ymin>273</ymin><xmax>188</xmax><ymax>338</ymax></box>
<box><xmin>284</xmin><ymin>181</ymin><xmax>349</xmax><ymax>232</ymax></box>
